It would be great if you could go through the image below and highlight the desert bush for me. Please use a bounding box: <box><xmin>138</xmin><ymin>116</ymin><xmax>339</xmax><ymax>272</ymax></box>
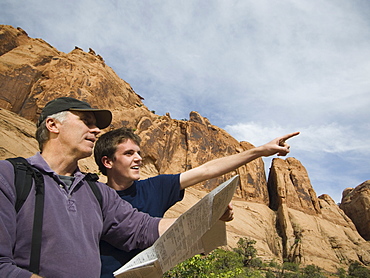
<box><xmin>348</xmin><ymin>261</ymin><xmax>370</xmax><ymax>278</ymax></box>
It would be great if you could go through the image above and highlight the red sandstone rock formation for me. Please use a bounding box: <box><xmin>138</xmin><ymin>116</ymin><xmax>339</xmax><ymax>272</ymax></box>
<box><xmin>0</xmin><ymin>25</ymin><xmax>145</xmax><ymax>127</ymax></box>
<box><xmin>1</xmin><ymin>24</ymin><xmax>369</xmax><ymax>273</ymax></box>
<box><xmin>136</xmin><ymin>110</ymin><xmax>268</xmax><ymax>203</ymax></box>
<box><xmin>0</xmin><ymin>24</ymin><xmax>268</xmax><ymax>203</ymax></box>
<box><xmin>266</xmin><ymin>158</ymin><xmax>370</xmax><ymax>270</ymax></box>
<box><xmin>340</xmin><ymin>181</ymin><xmax>370</xmax><ymax>241</ymax></box>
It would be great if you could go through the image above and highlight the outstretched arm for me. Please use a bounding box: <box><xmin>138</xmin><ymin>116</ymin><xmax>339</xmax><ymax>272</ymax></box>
<box><xmin>179</xmin><ymin>132</ymin><xmax>299</xmax><ymax>189</ymax></box>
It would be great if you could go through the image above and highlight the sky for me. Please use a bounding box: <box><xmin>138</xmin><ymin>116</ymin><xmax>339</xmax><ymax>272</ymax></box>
<box><xmin>1</xmin><ymin>0</ymin><xmax>369</xmax><ymax>203</ymax></box>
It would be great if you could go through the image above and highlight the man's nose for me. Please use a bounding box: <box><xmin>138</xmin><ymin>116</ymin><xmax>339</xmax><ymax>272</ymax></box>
<box><xmin>90</xmin><ymin>125</ymin><xmax>101</xmax><ymax>135</ymax></box>
<box><xmin>134</xmin><ymin>153</ymin><xmax>142</xmax><ymax>160</ymax></box>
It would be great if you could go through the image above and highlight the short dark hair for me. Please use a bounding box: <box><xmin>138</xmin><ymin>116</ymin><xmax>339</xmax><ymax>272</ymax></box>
<box><xmin>94</xmin><ymin>127</ymin><xmax>141</xmax><ymax>176</ymax></box>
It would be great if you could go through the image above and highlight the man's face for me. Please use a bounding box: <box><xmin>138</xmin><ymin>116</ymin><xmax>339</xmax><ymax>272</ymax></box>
<box><xmin>57</xmin><ymin>111</ymin><xmax>100</xmax><ymax>159</ymax></box>
<box><xmin>109</xmin><ymin>139</ymin><xmax>142</xmax><ymax>184</ymax></box>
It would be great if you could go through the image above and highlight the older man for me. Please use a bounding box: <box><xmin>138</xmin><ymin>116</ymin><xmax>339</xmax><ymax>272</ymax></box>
<box><xmin>0</xmin><ymin>97</ymin><xmax>174</xmax><ymax>278</ymax></box>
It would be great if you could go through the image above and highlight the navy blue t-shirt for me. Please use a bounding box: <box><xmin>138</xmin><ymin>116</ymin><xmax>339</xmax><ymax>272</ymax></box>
<box><xmin>100</xmin><ymin>174</ymin><xmax>184</xmax><ymax>278</ymax></box>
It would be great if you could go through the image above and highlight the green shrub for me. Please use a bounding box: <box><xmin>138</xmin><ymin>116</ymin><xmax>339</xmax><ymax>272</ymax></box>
<box><xmin>282</xmin><ymin>261</ymin><xmax>299</xmax><ymax>272</ymax></box>
<box><xmin>208</xmin><ymin>248</ymin><xmax>244</xmax><ymax>272</ymax></box>
<box><xmin>300</xmin><ymin>264</ymin><xmax>326</xmax><ymax>278</ymax></box>
<box><xmin>164</xmin><ymin>237</ymin><xmax>367</xmax><ymax>278</ymax></box>
<box><xmin>268</xmin><ymin>260</ymin><xmax>280</xmax><ymax>269</ymax></box>
<box><xmin>265</xmin><ymin>270</ymin><xmax>276</xmax><ymax>278</ymax></box>
<box><xmin>348</xmin><ymin>261</ymin><xmax>370</xmax><ymax>278</ymax></box>
<box><xmin>164</xmin><ymin>249</ymin><xmax>247</xmax><ymax>278</ymax></box>
<box><xmin>163</xmin><ymin>254</ymin><xmax>210</xmax><ymax>277</ymax></box>
<box><xmin>337</xmin><ymin>267</ymin><xmax>347</xmax><ymax>278</ymax></box>
<box><xmin>249</xmin><ymin>257</ymin><xmax>263</xmax><ymax>269</ymax></box>
<box><xmin>233</xmin><ymin>237</ymin><xmax>258</xmax><ymax>267</ymax></box>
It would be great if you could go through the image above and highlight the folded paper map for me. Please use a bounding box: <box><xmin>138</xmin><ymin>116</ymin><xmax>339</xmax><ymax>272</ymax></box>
<box><xmin>114</xmin><ymin>175</ymin><xmax>239</xmax><ymax>278</ymax></box>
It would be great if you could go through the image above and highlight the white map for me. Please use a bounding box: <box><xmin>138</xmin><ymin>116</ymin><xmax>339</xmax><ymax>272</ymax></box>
<box><xmin>114</xmin><ymin>175</ymin><xmax>239</xmax><ymax>278</ymax></box>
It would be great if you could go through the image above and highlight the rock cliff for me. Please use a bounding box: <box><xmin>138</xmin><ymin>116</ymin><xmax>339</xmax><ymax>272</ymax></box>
<box><xmin>267</xmin><ymin>158</ymin><xmax>369</xmax><ymax>271</ymax></box>
<box><xmin>1</xmin><ymin>25</ymin><xmax>369</xmax><ymax>274</ymax></box>
<box><xmin>340</xmin><ymin>181</ymin><xmax>370</xmax><ymax>241</ymax></box>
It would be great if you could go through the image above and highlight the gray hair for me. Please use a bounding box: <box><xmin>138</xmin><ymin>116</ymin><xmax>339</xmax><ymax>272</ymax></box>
<box><xmin>36</xmin><ymin>111</ymin><xmax>69</xmax><ymax>151</ymax></box>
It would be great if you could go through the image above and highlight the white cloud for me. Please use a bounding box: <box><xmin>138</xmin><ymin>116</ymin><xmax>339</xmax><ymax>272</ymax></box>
<box><xmin>224</xmin><ymin>121</ymin><xmax>370</xmax><ymax>203</ymax></box>
<box><xmin>224</xmin><ymin>121</ymin><xmax>370</xmax><ymax>158</ymax></box>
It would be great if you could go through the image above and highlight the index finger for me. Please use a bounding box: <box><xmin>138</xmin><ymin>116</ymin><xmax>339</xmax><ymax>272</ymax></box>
<box><xmin>280</xmin><ymin>131</ymin><xmax>300</xmax><ymax>142</ymax></box>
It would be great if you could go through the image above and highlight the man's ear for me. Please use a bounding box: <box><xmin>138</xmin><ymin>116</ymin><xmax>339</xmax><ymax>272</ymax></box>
<box><xmin>101</xmin><ymin>156</ymin><xmax>113</xmax><ymax>169</ymax></box>
<box><xmin>45</xmin><ymin>118</ymin><xmax>60</xmax><ymax>134</ymax></box>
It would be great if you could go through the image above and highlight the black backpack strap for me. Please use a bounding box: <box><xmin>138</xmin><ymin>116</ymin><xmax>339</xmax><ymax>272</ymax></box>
<box><xmin>6</xmin><ymin>157</ymin><xmax>45</xmax><ymax>275</ymax></box>
<box><xmin>7</xmin><ymin>159</ymin><xmax>101</xmax><ymax>275</ymax></box>
<box><xmin>6</xmin><ymin>157</ymin><xmax>34</xmax><ymax>213</ymax></box>
<box><xmin>29</xmin><ymin>168</ymin><xmax>44</xmax><ymax>274</ymax></box>
<box><xmin>85</xmin><ymin>173</ymin><xmax>103</xmax><ymax>210</ymax></box>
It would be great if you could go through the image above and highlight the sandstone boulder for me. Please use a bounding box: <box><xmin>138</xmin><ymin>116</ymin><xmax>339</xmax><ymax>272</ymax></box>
<box><xmin>265</xmin><ymin>157</ymin><xmax>370</xmax><ymax>272</ymax></box>
<box><xmin>340</xmin><ymin>180</ymin><xmax>370</xmax><ymax>241</ymax></box>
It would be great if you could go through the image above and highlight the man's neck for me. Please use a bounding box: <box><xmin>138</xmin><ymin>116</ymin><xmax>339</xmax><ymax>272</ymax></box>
<box><xmin>41</xmin><ymin>149</ymin><xmax>79</xmax><ymax>176</ymax></box>
<box><xmin>107</xmin><ymin>178</ymin><xmax>134</xmax><ymax>191</ymax></box>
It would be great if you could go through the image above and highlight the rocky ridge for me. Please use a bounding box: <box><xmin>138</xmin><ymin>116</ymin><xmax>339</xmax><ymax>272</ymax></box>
<box><xmin>340</xmin><ymin>181</ymin><xmax>370</xmax><ymax>241</ymax></box>
<box><xmin>0</xmin><ymin>25</ymin><xmax>369</xmax><ymax>273</ymax></box>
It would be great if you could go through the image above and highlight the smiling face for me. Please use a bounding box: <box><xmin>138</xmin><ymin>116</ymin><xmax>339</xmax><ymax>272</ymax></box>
<box><xmin>104</xmin><ymin>139</ymin><xmax>142</xmax><ymax>189</ymax></box>
<box><xmin>56</xmin><ymin>111</ymin><xmax>101</xmax><ymax>159</ymax></box>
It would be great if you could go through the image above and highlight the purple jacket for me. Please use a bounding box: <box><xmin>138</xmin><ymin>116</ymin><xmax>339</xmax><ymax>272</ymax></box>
<box><xmin>0</xmin><ymin>153</ymin><xmax>161</xmax><ymax>278</ymax></box>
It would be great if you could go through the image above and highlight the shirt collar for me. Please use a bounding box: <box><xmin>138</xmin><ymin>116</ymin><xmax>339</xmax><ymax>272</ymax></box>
<box><xmin>27</xmin><ymin>152</ymin><xmax>85</xmax><ymax>181</ymax></box>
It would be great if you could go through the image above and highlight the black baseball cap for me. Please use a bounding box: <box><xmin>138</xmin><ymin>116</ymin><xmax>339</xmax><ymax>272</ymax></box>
<box><xmin>37</xmin><ymin>97</ymin><xmax>112</xmax><ymax>129</ymax></box>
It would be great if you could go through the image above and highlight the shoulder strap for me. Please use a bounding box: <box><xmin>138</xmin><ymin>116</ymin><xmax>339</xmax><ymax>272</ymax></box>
<box><xmin>29</xmin><ymin>168</ymin><xmax>44</xmax><ymax>274</ymax></box>
<box><xmin>6</xmin><ymin>157</ymin><xmax>34</xmax><ymax>212</ymax></box>
<box><xmin>6</xmin><ymin>159</ymin><xmax>101</xmax><ymax>274</ymax></box>
<box><xmin>6</xmin><ymin>157</ymin><xmax>45</xmax><ymax>275</ymax></box>
<box><xmin>84</xmin><ymin>173</ymin><xmax>103</xmax><ymax>210</ymax></box>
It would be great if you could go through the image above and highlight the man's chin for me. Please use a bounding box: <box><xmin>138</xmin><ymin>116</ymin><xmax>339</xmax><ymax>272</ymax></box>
<box><xmin>79</xmin><ymin>150</ymin><xmax>93</xmax><ymax>160</ymax></box>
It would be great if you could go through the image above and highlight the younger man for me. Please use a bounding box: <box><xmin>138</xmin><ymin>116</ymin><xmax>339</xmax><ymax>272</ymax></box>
<box><xmin>94</xmin><ymin>127</ymin><xmax>299</xmax><ymax>277</ymax></box>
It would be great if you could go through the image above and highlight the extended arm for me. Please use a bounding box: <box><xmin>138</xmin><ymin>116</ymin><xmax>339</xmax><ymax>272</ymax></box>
<box><xmin>179</xmin><ymin>132</ymin><xmax>299</xmax><ymax>189</ymax></box>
